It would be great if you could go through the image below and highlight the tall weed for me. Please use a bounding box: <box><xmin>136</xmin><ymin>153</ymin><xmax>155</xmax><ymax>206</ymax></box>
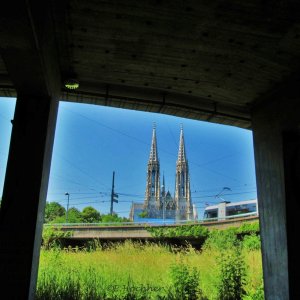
<box><xmin>217</xmin><ymin>247</ymin><xmax>246</xmax><ymax>300</ymax></box>
<box><xmin>169</xmin><ymin>260</ymin><xmax>206</xmax><ymax>300</ymax></box>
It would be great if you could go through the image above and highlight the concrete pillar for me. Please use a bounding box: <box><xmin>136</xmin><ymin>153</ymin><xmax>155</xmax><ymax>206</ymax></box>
<box><xmin>0</xmin><ymin>94</ymin><xmax>58</xmax><ymax>299</ymax></box>
<box><xmin>252</xmin><ymin>97</ymin><xmax>300</xmax><ymax>300</ymax></box>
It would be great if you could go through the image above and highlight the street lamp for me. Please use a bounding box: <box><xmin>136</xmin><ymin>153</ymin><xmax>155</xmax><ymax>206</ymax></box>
<box><xmin>65</xmin><ymin>192</ymin><xmax>70</xmax><ymax>223</ymax></box>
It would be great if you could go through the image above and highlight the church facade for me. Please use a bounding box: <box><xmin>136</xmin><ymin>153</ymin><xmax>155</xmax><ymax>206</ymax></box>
<box><xmin>130</xmin><ymin>125</ymin><xmax>194</xmax><ymax>221</ymax></box>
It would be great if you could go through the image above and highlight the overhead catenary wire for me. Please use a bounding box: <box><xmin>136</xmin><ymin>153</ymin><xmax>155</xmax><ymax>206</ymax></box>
<box><xmin>63</xmin><ymin>107</ymin><xmax>246</xmax><ymax>183</ymax></box>
<box><xmin>40</xmin><ymin>106</ymin><xmax>257</xmax><ymax>219</ymax></box>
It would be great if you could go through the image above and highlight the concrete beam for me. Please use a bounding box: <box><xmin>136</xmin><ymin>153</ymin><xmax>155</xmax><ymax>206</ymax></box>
<box><xmin>0</xmin><ymin>1</ymin><xmax>61</xmax><ymax>299</ymax></box>
<box><xmin>0</xmin><ymin>95</ymin><xmax>58</xmax><ymax>299</ymax></box>
<box><xmin>252</xmin><ymin>96</ymin><xmax>300</xmax><ymax>299</ymax></box>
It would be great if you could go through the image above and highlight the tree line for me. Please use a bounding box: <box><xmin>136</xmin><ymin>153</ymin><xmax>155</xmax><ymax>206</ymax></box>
<box><xmin>45</xmin><ymin>201</ymin><xmax>129</xmax><ymax>223</ymax></box>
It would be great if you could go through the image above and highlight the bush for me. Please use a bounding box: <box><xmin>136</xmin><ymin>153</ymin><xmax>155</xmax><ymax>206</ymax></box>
<box><xmin>203</xmin><ymin>228</ymin><xmax>239</xmax><ymax>251</ymax></box>
<box><xmin>42</xmin><ymin>226</ymin><xmax>71</xmax><ymax>250</ymax></box>
<box><xmin>236</xmin><ymin>222</ymin><xmax>259</xmax><ymax>235</ymax></box>
<box><xmin>217</xmin><ymin>247</ymin><xmax>247</xmax><ymax>300</ymax></box>
<box><xmin>147</xmin><ymin>225</ymin><xmax>209</xmax><ymax>239</ymax></box>
<box><xmin>244</xmin><ymin>279</ymin><xmax>264</xmax><ymax>300</ymax></box>
<box><xmin>242</xmin><ymin>234</ymin><xmax>261</xmax><ymax>251</ymax></box>
<box><xmin>169</xmin><ymin>260</ymin><xmax>206</xmax><ymax>300</ymax></box>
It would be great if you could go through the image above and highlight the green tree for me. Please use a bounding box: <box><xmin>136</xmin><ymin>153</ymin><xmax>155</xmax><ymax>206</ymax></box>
<box><xmin>51</xmin><ymin>207</ymin><xmax>82</xmax><ymax>223</ymax></box>
<box><xmin>81</xmin><ymin>206</ymin><xmax>101</xmax><ymax>223</ymax></box>
<box><xmin>44</xmin><ymin>201</ymin><xmax>66</xmax><ymax>223</ymax></box>
<box><xmin>101</xmin><ymin>213</ymin><xmax>129</xmax><ymax>223</ymax></box>
<box><xmin>66</xmin><ymin>207</ymin><xmax>82</xmax><ymax>223</ymax></box>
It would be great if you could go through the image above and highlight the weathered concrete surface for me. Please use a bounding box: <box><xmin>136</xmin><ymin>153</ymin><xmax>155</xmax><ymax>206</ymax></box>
<box><xmin>252</xmin><ymin>95</ymin><xmax>300</xmax><ymax>300</ymax></box>
<box><xmin>58</xmin><ymin>216</ymin><xmax>259</xmax><ymax>240</ymax></box>
<box><xmin>0</xmin><ymin>2</ymin><xmax>60</xmax><ymax>299</ymax></box>
<box><xmin>2</xmin><ymin>1</ymin><xmax>300</xmax><ymax>128</ymax></box>
<box><xmin>68</xmin><ymin>227</ymin><xmax>153</xmax><ymax>239</ymax></box>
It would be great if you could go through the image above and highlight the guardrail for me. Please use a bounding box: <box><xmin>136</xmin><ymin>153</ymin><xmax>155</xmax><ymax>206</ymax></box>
<box><xmin>44</xmin><ymin>212</ymin><xmax>258</xmax><ymax>227</ymax></box>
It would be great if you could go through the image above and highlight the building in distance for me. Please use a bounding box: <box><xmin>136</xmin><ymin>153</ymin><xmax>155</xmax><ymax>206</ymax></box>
<box><xmin>130</xmin><ymin>124</ymin><xmax>196</xmax><ymax>222</ymax></box>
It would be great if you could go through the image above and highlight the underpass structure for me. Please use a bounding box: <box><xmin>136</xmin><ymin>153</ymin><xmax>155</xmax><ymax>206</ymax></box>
<box><xmin>1</xmin><ymin>1</ymin><xmax>300</xmax><ymax>298</ymax></box>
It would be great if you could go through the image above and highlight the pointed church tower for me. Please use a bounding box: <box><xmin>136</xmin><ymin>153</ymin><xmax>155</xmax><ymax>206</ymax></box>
<box><xmin>174</xmin><ymin>125</ymin><xmax>193</xmax><ymax>220</ymax></box>
<box><xmin>144</xmin><ymin>123</ymin><xmax>161</xmax><ymax>217</ymax></box>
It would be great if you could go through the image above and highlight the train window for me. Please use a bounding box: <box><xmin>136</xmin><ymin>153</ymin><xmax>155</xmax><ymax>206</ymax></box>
<box><xmin>226</xmin><ymin>203</ymin><xmax>256</xmax><ymax>216</ymax></box>
<box><xmin>204</xmin><ymin>209</ymin><xmax>218</xmax><ymax>219</ymax></box>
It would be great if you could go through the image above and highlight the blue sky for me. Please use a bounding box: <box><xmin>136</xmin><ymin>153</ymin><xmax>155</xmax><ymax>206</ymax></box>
<box><xmin>0</xmin><ymin>97</ymin><xmax>257</xmax><ymax>219</ymax></box>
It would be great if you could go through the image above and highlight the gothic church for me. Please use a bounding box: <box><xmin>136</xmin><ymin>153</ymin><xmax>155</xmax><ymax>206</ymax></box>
<box><xmin>130</xmin><ymin>125</ymin><xmax>194</xmax><ymax>221</ymax></box>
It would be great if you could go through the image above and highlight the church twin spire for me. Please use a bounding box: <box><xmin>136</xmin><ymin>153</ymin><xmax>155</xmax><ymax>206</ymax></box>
<box><xmin>144</xmin><ymin>124</ymin><xmax>194</xmax><ymax>220</ymax></box>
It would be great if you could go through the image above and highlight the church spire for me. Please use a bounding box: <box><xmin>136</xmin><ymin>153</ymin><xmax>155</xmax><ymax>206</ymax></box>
<box><xmin>177</xmin><ymin>124</ymin><xmax>186</xmax><ymax>163</ymax></box>
<box><xmin>149</xmin><ymin>123</ymin><xmax>158</xmax><ymax>162</ymax></box>
<box><xmin>144</xmin><ymin>123</ymin><xmax>161</xmax><ymax>216</ymax></box>
<box><xmin>175</xmin><ymin>125</ymin><xmax>193</xmax><ymax>221</ymax></box>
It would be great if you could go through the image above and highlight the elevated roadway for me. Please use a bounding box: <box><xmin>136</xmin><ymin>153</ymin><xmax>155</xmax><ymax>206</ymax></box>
<box><xmin>47</xmin><ymin>215</ymin><xmax>259</xmax><ymax>241</ymax></box>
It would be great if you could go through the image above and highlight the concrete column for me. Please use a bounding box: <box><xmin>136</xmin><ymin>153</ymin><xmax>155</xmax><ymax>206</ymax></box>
<box><xmin>252</xmin><ymin>97</ymin><xmax>300</xmax><ymax>300</ymax></box>
<box><xmin>0</xmin><ymin>94</ymin><xmax>58</xmax><ymax>299</ymax></box>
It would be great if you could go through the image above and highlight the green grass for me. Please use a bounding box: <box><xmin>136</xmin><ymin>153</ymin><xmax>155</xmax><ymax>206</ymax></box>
<box><xmin>36</xmin><ymin>241</ymin><xmax>263</xmax><ymax>300</ymax></box>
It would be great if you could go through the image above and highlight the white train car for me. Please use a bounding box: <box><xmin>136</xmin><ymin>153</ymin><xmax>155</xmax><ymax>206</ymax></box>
<box><xmin>203</xmin><ymin>199</ymin><xmax>258</xmax><ymax>221</ymax></box>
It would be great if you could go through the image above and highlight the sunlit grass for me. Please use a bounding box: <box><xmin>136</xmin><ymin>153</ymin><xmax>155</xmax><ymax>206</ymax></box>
<box><xmin>37</xmin><ymin>241</ymin><xmax>263</xmax><ymax>299</ymax></box>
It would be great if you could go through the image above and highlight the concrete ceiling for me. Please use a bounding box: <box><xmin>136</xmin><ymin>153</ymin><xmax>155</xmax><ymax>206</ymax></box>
<box><xmin>1</xmin><ymin>0</ymin><xmax>300</xmax><ymax>128</ymax></box>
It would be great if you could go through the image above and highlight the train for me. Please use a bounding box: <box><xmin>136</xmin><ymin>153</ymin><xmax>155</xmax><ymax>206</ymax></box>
<box><xmin>203</xmin><ymin>199</ymin><xmax>258</xmax><ymax>221</ymax></box>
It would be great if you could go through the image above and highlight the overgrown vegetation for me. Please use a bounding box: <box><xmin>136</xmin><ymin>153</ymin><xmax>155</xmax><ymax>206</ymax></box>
<box><xmin>217</xmin><ymin>247</ymin><xmax>246</xmax><ymax>300</ymax></box>
<box><xmin>42</xmin><ymin>226</ymin><xmax>72</xmax><ymax>250</ymax></box>
<box><xmin>169</xmin><ymin>260</ymin><xmax>207</xmax><ymax>300</ymax></box>
<box><xmin>37</xmin><ymin>223</ymin><xmax>264</xmax><ymax>299</ymax></box>
<box><xmin>146</xmin><ymin>224</ymin><xmax>209</xmax><ymax>240</ymax></box>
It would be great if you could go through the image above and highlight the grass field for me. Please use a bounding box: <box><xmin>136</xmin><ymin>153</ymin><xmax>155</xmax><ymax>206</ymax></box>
<box><xmin>36</xmin><ymin>241</ymin><xmax>263</xmax><ymax>300</ymax></box>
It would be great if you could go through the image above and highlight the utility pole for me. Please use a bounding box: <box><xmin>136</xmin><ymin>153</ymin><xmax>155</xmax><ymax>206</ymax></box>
<box><xmin>65</xmin><ymin>192</ymin><xmax>70</xmax><ymax>223</ymax></box>
<box><xmin>110</xmin><ymin>171</ymin><xmax>118</xmax><ymax>215</ymax></box>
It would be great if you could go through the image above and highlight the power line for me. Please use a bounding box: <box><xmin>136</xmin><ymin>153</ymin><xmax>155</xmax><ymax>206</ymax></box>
<box><xmin>192</xmin><ymin>191</ymin><xmax>257</xmax><ymax>203</ymax></box>
<box><xmin>117</xmin><ymin>192</ymin><xmax>144</xmax><ymax>197</ymax></box>
<box><xmin>191</xmin><ymin>184</ymin><xmax>256</xmax><ymax>194</ymax></box>
<box><xmin>48</xmin><ymin>192</ymin><xmax>106</xmax><ymax>196</ymax></box>
<box><xmin>49</xmin><ymin>174</ymin><xmax>99</xmax><ymax>191</ymax></box>
<box><xmin>70</xmin><ymin>200</ymin><xmax>110</xmax><ymax>206</ymax></box>
<box><xmin>63</xmin><ymin>107</ymin><xmax>245</xmax><ymax>183</ymax></box>
<box><xmin>64</xmin><ymin>107</ymin><xmax>151</xmax><ymax>148</ymax></box>
<box><xmin>55</xmin><ymin>154</ymin><xmax>109</xmax><ymax>189</ymax></box>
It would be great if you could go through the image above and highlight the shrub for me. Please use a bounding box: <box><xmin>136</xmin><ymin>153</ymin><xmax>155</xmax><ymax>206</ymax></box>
<box><xmin>147</xmin><ymin>225</ymin><xmax>209</xmax><ymax>240</ymax></box>
<box><xmin>169</xmin><ymin>260</ymin><xmax>206</xmax><ymax>300</ymax></box>
<box><xmin>244</xmin><ymin>279</ymin><xmax>264</xmax><ymax>300</ymax></box>
<box><xmin>42</xmin><ymin>226</ymin><xmax>71</xmax><ymax>250</ymax></box>
<box><xmin>203</xmin><ymin>228</ymin><xmax>239</xmax><ymax>251</ymax></box>
<box><xmin>217</xmin><ymin>247</ymin><xmax>247</xmax><ymax>300</ymax></box>
<box><xmin>236</xmin><ymin>222</ymin><xmax>259</xmax><ymax>235</ymax></box>
<box><xmin>242</xmin><ymin>234</ymin><xmax>261</xmax><ymax>251</ymax></box>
